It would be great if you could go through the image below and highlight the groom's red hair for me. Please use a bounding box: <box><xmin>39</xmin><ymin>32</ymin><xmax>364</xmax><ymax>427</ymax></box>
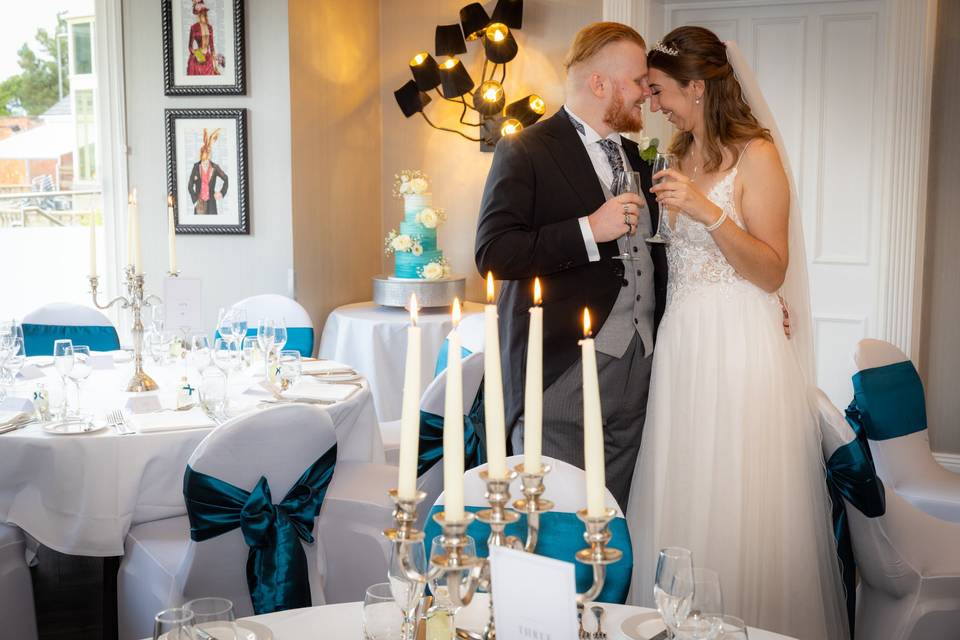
<box><xmin>564</xmin><ymin>22</ymin><xmax>646</xmax><ymax>71</ymax></box>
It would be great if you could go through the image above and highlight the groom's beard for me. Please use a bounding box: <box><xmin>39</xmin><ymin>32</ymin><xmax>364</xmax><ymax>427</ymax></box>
<box><xmin>603</xmin><ymin>87</ymin><xmax>644</xmax><ymax>133</ymax></box>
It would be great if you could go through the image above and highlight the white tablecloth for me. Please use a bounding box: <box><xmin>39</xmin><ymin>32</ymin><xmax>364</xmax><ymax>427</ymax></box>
<box><xmin>243</xmin><ymin>594</ymin><xmax>795</xmax><ymax>639</ymax></box>
<box><xmin>319</xmin><ymin>301</ymin><xmax>483</xmax><ymax>421</ymax></box>
<box><xmin>0</xmin><ymin>358</ymin><xmax>382</xmax><ymax>557</ymax></box>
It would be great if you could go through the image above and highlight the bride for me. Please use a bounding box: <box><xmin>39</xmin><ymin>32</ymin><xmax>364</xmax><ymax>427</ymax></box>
<box><xmin>625</xmin><ymin>26</ymin><xmax>848</xmax><ymax>639</ymax></box>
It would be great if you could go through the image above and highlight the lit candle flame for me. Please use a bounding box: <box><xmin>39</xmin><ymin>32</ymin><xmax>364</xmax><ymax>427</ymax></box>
<box><xmin>486</xmin><ymin>272</ymin><xmax>495</xmax><ymax>303</ymax></box>
<box><xmin>533</xmin><ymin>277</ymin><xmax>542</xmax><ymax>305</ymax></box>
<box><xmin>452</xmin><ymin>297</ymin><xmax>462</xmax><ymax>327</ymax></box>
<box><xmin>583</xmin><ymin>308</ymin><xmax>592</xmax><ymax>337</ymax></box>
<box><xmin>409</xmin><ymin>293</ymin><xmax>419</xmax><ymax>326</ymax></box>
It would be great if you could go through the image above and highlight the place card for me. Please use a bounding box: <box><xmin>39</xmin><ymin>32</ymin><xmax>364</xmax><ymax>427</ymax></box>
<box><xmin>125</xmin><ymin>395</ymin><xmax>162</xmax><ymax>414</ymax></box>
<box><xmin>489</xmin><ymin>545</ymin><xmax>578</xmax><ymax>640</ymax></box>
<box><xmin>17</xmin><ymin>365</ymin><xmax>46</xmax><ymax>381</ymax></box>
<box><xmin>164</xmin><ymin>276</ymin><xmax>203</xmax><ymax>334</ymax></box>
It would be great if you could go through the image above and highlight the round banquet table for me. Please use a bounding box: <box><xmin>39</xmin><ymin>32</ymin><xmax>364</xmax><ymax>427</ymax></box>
<box><xmin>240</xmin><ymin>594</ymin><xmax>796</xmax><ymax>640</ymax></box>
<box><xmin>319</xmin><ymin>301</ymin><xmax>484</xmax><ymax>421</ymax></box>
<box><xmin>0</xmin><ymin>356</ymin><xmax>382</xmax><ymax>557</ymax></box>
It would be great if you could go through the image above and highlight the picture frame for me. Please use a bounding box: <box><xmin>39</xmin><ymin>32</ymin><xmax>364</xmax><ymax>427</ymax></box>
<box><xmin>165</xmin><ymin>108</ymin><xmax>249</xmax><ymax>235</ymax></box>
<box><xmin>162</xmin><ymin>0</ymin><xmax>247</xmax><ymax>96</ymax></box>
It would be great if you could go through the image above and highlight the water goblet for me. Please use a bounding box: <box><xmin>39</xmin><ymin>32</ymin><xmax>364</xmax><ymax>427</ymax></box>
<box><xmin>654</xmin><ymin>547</ymin><xmax>694</xmax><ymax>640</ymax></box>
<box><xmin>67</xmin><ymin>346</ymin><xmax>92</xmax><ymax>415</ymax></box>
<box><xmin>389</xmin><ymin>540</ymin><xmax>427</xmax><ymax>640</ymax></box>
<box><xmin>53</xmin><ymin>339</ymin><xmax>74</xmax><ymax>420</ymax></box>
<box><xmin>184</xmin><ymin>597</ymin><xmax>236</xmax><ymax>640</ymax></box>
<box><xmin>153</xmin><ymin>607</ymin><xmax>195</xmax><ymax>640</ymax></box>
<box><xmin>363</xmin><ymin>582</ymin><xmax>404</xmax><ymax>640</ymax></box>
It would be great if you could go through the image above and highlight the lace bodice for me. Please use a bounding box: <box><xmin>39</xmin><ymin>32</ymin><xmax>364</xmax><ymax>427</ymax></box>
<box><xmin>661</xmin><ymin>167</ymin><xmax>778</xmax><ymax>311</ymax></box>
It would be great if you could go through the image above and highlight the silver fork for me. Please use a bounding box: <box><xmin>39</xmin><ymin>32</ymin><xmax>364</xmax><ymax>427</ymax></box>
<box><xmin>577</xmin><ymin>603</ymin><xmax>590</xmax><ymax>640</ymax></box>
<box><xmin>591</xmin><ymin>605</ymin><xmax>606</xmax><ymax>640</ymax></box>
<box><xmin>110</xmin><ymin>410</ymin><xmax>134</xmax><ymax>435</ymax></box>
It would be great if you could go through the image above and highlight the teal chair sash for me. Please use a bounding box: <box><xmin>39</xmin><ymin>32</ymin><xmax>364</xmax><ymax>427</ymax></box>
<box><xmin>423</xmin><ymin>505</ymin><xmax>633</xmax><ymax>604</ymax></box>
<box><xmin>183</xmin><ymin>444</ymin><xmax>337</xmax><ymax>614</ymax></box>
<box><xmin>434</xmin><ymin>339</ymin><xmax>473</xmax><ymax>376</ymax></box>
<box><xmin>824</xmin><ymin>404</ymin><xmax>886</xmax><ymax>638</ymax></box>
<box><xmin>417</xmin><ymin>383</ymin><xmax>486</xmax><ymax>477</ymax></box>
<box><xmin>22</xmin><ymin>323</ymin><xmax>120</xmax><ymax>356</ymax></box>
<box><xmin>214</xmin><ymin>327</ymin><xmax>315</xmax><ymax>359</ymax></box>
<box><xmin>850</xmin><ymin>361</ymin><xmax>927</xmax><ymax>441</ymax></box>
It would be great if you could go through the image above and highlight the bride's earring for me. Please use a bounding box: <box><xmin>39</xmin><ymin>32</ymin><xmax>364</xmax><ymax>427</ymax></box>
<box><xmin>695</xmin><ymin>96</ymin><xmax>701</xmax><ymax>105</ymax></box>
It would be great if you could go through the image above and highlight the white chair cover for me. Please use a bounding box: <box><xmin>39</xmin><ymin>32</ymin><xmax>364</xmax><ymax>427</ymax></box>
<box><xmin>815</xmin><ymin>390</ymin><xmax>960</xmax><ymax>639</ymax></box>
<box><xmin>853</xmin><ymin>339</ymin><xmax>960</xmax><ymax>522</ymax></box>
<box><xmin>454</xmin><ymin>313</ymin><xmax>486</xmax><ymax>356</ymax></box>
<box><xmin>231</xmin><ymin>294</ymin><xmax>313</xmax><ymax>330</ymax></box>
<box><xmin>118</xmin><ymin>404</ymin><xmax>396</xmax><ymax>638</ymax></box>
<box><xmin>0</xmin><ymin>523</ymin><xmax>37</xmax><ymax>640</ymax></box>
<box><xmin>23</xmin><ymin>302</ymin><xmax>115</xmax><ymax>327</ymax></box>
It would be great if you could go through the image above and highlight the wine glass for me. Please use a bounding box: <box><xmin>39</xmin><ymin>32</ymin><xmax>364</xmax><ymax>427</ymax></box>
<box><xmin>184</xmin><ymin>597</ymin><xmax>236</xmax><ymax>640</ymax></box>
<box><xmin>674</xmin><ymin>568</ymin><xmax>724</xmax><ymax>640</ymax></box>
<box><xmin>2</xmin><ymin>337</ymin><xmax>25</xmax><ymax>386</ymax></box>
<box><xmin>230</xmin><ymin>309</ymin><xmax>248</xmax><ymax>347</ymax></box>
<box><xmin>67</xmin><ymin>346</ymin><xmax>92</xmax><ymax>414</ymax></box>
<box><xmin>273</xmin><ymin>319</ymin><xmax>288</xmax><ymax>353</ymax></box>
<box><xmin>217</xmin><ymin>308</ymin><xmax>236</xmax><ymax>347</ymax></box>
<box><xmin>153</xmin><ymin>607</ymin><xmax>195</xmax><ymax>640</ymax></box>
<box><xmin>363</xmin><ymin>582</ymin><xmax>404</xmax><ymax>640</ymax></box>
<box><xmin>278</xmin><ymin>350</ymin><xmax>301</xmax><ymax>390</ymax></box>
<box><xmin>53</xmin><ymin>339</ymin><xmax>74</xmax><ymax>420</ymax></box>
<box><xmin>654</xmin><ymin>547</ymin><xmax>694</xmax><ymax>639</ymax></box>
<box><xmin>648</xmin><ymin>152</ymin><xmax>677</xmax><ymax>244</ymax></box>
<box><xmin>389</xmin><ymin>540</ymin><xmax>427</xmax><ymax>640</ymax></box>
<box><xmin>256</xmin><ymin>318</ymin><xmax>275</xmax><ymax>355</ymax></box>
<box><xmin>612</xmin><ymin>170</ymin><xmax>646</xmax><ymax>261</ymax></box>
<box><xmin>428</xmin><ymin>534</ymin><xmax>476</xmax><ymax>617</ymax></box>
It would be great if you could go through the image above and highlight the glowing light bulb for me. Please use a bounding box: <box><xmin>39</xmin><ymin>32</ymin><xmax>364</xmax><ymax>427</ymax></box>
<box><xmin>500</xmin><ymin>118</ymin><xmax>523</xmax><ymax>137</ymax></box>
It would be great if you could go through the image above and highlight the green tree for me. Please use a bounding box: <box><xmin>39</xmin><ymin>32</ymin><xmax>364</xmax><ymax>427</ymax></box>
<box><xmin>0</xmin><ymin>13</ymin><xmax>69</xmax><ymax>116</ymax></box>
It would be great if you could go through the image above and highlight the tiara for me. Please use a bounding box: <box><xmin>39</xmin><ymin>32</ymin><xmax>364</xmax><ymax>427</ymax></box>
<box><xmin>652</xmin><ymin>41</ymin><xmax>679</xmax><ymax>56</ymax></box>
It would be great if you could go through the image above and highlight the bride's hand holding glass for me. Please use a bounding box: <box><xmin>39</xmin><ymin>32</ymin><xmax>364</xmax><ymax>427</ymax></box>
<box><xmin>650</xmin><ymin>168</ymin><xmax>723</xmax><ymax>227</ymax></box>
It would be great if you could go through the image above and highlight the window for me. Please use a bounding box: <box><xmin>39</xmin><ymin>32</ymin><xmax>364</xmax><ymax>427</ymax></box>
<box><xmin>0</xmin><ymin>4</ymin><xmax>120</xmax><ymax>322</ymax></box>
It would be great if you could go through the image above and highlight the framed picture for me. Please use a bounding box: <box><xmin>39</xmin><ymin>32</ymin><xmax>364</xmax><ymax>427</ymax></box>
<box><xmin>165</xmin><ymin>108</ymin><xmax>249</xmax><ymax>234</ymax></box>
<box><xmin>162</xmin><ymin>0</ymin><xmax>246</xmax><ymax>96</ymax></box>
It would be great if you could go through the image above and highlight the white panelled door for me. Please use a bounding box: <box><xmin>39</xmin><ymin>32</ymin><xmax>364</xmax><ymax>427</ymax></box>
<box><xmin>649</xmin><ymin>0</ymin><xmax>889</xmax><ymax>407</ymax></box>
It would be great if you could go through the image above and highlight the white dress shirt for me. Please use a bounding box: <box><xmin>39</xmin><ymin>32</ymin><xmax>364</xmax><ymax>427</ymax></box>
<box><xmin>564</xmin><ymin>105</ymin><xmax>632</xmax><ymax>262</ymax></box>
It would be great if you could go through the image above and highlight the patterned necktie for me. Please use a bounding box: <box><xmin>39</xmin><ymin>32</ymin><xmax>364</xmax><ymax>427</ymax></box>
<box><xmin>598</xmin><ymin>138</ymin><xmax>625</xmax><ymax>193</ymax></box>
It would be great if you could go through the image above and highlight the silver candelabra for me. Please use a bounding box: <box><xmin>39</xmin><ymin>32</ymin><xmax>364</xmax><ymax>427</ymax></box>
<box><xmin>88</xmin><ymin>265</ymin><xmax>162</xmax><ymax>392</ymax></box>
<box><xmin>383</xmin><ymin>461</ymin><xmax>620</xmax><ymax>640</ymax></box>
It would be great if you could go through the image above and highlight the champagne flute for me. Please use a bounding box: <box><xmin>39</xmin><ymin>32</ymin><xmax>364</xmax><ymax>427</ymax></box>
<box><xmin>67</xmin><ymin>346</ymin><xmax>92</xmax><ymax>415</ymax></box>
<box><xmin>612</xmin><ymin>170</ymin><xmax>646</xmax><ymax>261</ymax></box>
<box><xmin>674</xmin><ymin>568</ymin><xmax>724</xmax><ymax>640</ymax></box>
<box><xmin>389</xmin><ymin>540</ymin><xmax>427</xmax><ymax>640</ymax></box>
<box><xmin>256</xmin><ymin>318</ymin><xmax>275</xmax><ymax>355</ymax></box>
<box><xmin>217</xmin><ymin>308</ymin><xmax>235</xmax><ymax>348</ymax></box>
<box><xmin>53</xmin><ymin>339</ymin><xmax>74</xmax><ymax>420</ymax></box>
<box><xmin>273</xmin><ymin>319</ymin><xmax>288</xmax><ymax>353</ymax></box>
<box><xmin>153</xmin><ymin>607</ymin><xmax>195</xmax><ymax>640</ymax></box>
<box><xmin>654</xmin><ymin>547</ymin><xmax>694</xmax><ymax>639</ymax></box>
<box><xmin>648</xmin><ymin>152</ymin><xmax>677</xmax><ymax>244</ymax></box>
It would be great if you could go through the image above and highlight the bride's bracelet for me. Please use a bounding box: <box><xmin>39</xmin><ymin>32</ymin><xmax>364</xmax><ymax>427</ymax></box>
<box><xmin>705</xmin><ymin>208</ymin><xmax>728</xmax><ymax>232</ymax></box>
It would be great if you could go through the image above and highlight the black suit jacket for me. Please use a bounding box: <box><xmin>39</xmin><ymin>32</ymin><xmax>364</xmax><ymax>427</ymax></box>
<box><xmin>188</xmin><ymin>161</ymin><xmax>229</xmax><ymax>216</ymax></box>
<box><xmin>474</xmin><ymin>109</ymin><xmax>668</xmax><ymax>433</ymax></box>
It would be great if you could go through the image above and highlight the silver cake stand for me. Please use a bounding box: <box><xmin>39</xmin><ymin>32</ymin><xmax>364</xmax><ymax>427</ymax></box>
<box><xmin>372</xmin><ymin>275</ymin><xmax>466</xmax><ymax>308</ymax></box>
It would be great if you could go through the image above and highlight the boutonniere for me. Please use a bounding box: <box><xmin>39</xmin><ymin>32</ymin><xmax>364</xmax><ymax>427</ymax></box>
<box><xmin>637</xmin><ymin>132</ymin><xmax>660</xmax><ymax>165</ymax></box>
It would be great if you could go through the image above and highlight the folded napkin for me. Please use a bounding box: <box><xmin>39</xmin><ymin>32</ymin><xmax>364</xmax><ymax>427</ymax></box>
<box><xmin>283</xmin><ymin>379</ymin><xmax>357</xmax><ymax>403</ymax></box>
<box><xmin>128</xmin><ymin>407</ymin><xmax>216</xmax><ymax>433</ymax></box>
<box><xmin>301</xmin><ymin>360</ymin><xmax>357</xmax><ymax>376</ymax></box>
<box><xmin>0</xmin><ymin>411</ymin><xmax>32</xmax><ymax>434</ymax></box>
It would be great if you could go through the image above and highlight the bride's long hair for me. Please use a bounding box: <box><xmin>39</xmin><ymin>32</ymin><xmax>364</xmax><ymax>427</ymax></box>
<box><xmin>648</xmin><ymin>26</ymin><xmax>771</xmax><ymax>172</ymax></box>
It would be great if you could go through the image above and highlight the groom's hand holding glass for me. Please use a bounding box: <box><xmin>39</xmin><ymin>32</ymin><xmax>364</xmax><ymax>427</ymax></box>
<box><xmin>587</xmin><ymin>192</ymin><xmax>644</xmax><ymax>242</ymax></box>
<box><xmin>650</xmin><ymin>168</ymin><xmax>724</xmax><ymax>229</ymax></box>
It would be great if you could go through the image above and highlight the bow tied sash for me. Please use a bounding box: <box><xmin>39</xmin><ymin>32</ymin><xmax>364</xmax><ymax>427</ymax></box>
<box><xmin>849</xmin><ymin>360</ymin><xmax>927</xmax><ymax>441</ymax></box>
<box><xmin>183</xmin><ymin>444</ymin><xmax>337</xmax><ymax>614</ymax></box>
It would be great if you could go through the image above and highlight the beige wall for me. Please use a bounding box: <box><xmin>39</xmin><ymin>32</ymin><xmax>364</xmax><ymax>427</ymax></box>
<box><xmin>379</xmin><ymin>0</ymin><xmax>602</xmax><ymax>301</ymax></box>
<box><xmin>289</xmin><ymin>0</ymin><xmax>383</xmax><ymax>335</ymax></box>
<box><xmin>920</xmin><ymin>1</ymin><xmax>960</xmax><ymax>455</ymax></box>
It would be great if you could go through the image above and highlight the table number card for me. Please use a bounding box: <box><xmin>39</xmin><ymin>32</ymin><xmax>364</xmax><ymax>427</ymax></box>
<box><xmin>489</xmin><ymin>545</ymin><xmax>578</xmax><ymax>640</ymax></box>
<box><xmin>163</xmin><ymin>276</ymin><xmax>203</xmax><ymax>335</ymax></box>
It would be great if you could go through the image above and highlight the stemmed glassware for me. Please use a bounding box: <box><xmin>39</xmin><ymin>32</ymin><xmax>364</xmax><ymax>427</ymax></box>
<box><xmin>67</xmin><ymin>346</ymin><xmax>92</xmax><ymax>416</ymax></box>
<box><xmin>153</xmin><ymin>607</ymin><xmax>195</xmax><ymax>640</ymax></box>
<box><xmin>654</xmin><ymin>547</ymin><xmax>694</xmax><ymax>640</ymax></box>
<box><xmin>230</xmin><ymin>309</ymin><xmax>248</xmax><ymax>348</ymax></box>
<box><xmin>674</xmin><ymin>568</ymin><xmax>724</xmax><ymax>640</ymax></box>
<box><xmin>648</xmin><ymin>152</ymin><xmax>677</xmax><ymax>244</ymax></box>
<box><xmin>217</xmin><ymin>308</ymin><xmax>236</xmax><ymax>348</ymax></box>
<box><xmin>212</xmin><ymin>338</ymin><xmax>239</xmax><ymax>415</ymax></box>
<box><xmin>184</xmin><ymin>597</ymin><xmax>236</xmax><ymax>640</ymax></box>
<box><xmin>0</xmin><ymin>337</ymin><xmax>24</xmax><ymax>398</ymax></box>
<box><xmin>363</xmin><ymin>582</ymin><xmax>404</xmax><ymax>640</ymax></box>
<box><xmin>53</xmin><ymin>339</ymin><xmax>74</xmax><ymax>420</ymax></box>
<box><xmin>273</xmin><ymin>319</ymin><xmax>288</xmax><ymax>353</ymax></box>
<box><xmin>612</xmin><ymin>170</ymin><xmax>646</xmax><ymax>261</ymax></box>
<box><xmin>389</xmin><ymin>540</ymin><xmax>427</xmax><ymax>640</ymax></box>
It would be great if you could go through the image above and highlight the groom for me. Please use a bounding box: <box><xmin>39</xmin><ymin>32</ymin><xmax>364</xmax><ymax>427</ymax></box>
<box><xmin>475</xmin><ymin>22</ymin><xmax>666</xmax><ymax>507</ymax></box>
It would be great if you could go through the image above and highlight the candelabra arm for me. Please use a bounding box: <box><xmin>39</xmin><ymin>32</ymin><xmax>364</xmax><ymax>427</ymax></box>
<box><xmin>512</xmin><ymin>463</ymin><xmax>554</xmax><ymax>555</ymax></box>
<box><xmin>144</xmin><ymin>294</ymin><xmax>163</xmax><ymax>307</ymax></box>
<box><xmin>576</xmin><ymin>564</ymin><xmax>608</xmax><ymax>606</ymax></box>
<box><xmin>574</xmin><ymin>508</ymin><xmax>622</xmax><ymax>607</ymax></box>
<box><xmin>88</xmin><ymin>275</ymin><xmax>130</xmax><ymax>311</ymax></box>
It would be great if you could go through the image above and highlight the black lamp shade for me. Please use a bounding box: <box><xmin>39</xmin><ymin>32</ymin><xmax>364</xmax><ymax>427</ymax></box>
<box><xmin>505</xmin><ymin>94</ymin><xmax>545</xmax><ymax>126</ymax></box>
<box><xmin>435</xmin><ymin>24</ymin><xmax>467</xmax><ymax>57</ymax></box>
<box><xmin>438</xmin><ymin>58</ymin><xmax>475</xmax><ymax>98</ymax></box>
<box><xmin>409</xmin><ymin>52</ymin><xmax>441</xmax><ymax>91</ymax></box>
<box><xmin>474</xmin><ymin>81</ymin><xmax>505</xmax><ymax>116</ymax></box>
<box><xmin>483</xmin><ymin>23</ymin><xmax>518</xmax><ymax>64</ymax></box>
<box><xmin>459</xmin><ymin>3</ymin><xmax>490</xmax><ymax>40</ymax></box>
<box><xmin>395</xmin><ymin>80</ymin><xmax>432</xmax><ymax>118</ymax></box>
<box><xmin>491</xmin><ymin>0</ymin><xmax>523</xmax><ymax>29</ymax></box>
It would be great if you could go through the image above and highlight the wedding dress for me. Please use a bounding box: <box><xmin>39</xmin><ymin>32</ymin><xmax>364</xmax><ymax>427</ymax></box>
<box><xmin>625</xmin><ymin>43</ymin><xmax>848</xmax><ymax>640</ymax></box>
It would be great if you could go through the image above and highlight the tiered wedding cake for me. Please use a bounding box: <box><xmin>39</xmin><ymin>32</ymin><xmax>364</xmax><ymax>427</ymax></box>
<box><xmin>385</xmin><ymin>171</ymin><xmax>451</xmax><ymax>280</ymax></box>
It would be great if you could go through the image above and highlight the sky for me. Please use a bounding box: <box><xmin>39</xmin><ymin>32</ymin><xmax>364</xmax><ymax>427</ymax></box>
<box><xmin>0</xmin><ymin>0</ymin><xmax>77</xmax><ymax>82</ymax></box>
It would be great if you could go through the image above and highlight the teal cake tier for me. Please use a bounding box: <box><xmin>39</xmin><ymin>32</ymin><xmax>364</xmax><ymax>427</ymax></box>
<box><xmin>398</xmin><ymin>223</ymin><xmax>437</xmax><ymax>251</ymax></box>
<box><xmin>394</xmin><ymin>249</ymin><xmax>444</xmax><ymax>279</ymax></box>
